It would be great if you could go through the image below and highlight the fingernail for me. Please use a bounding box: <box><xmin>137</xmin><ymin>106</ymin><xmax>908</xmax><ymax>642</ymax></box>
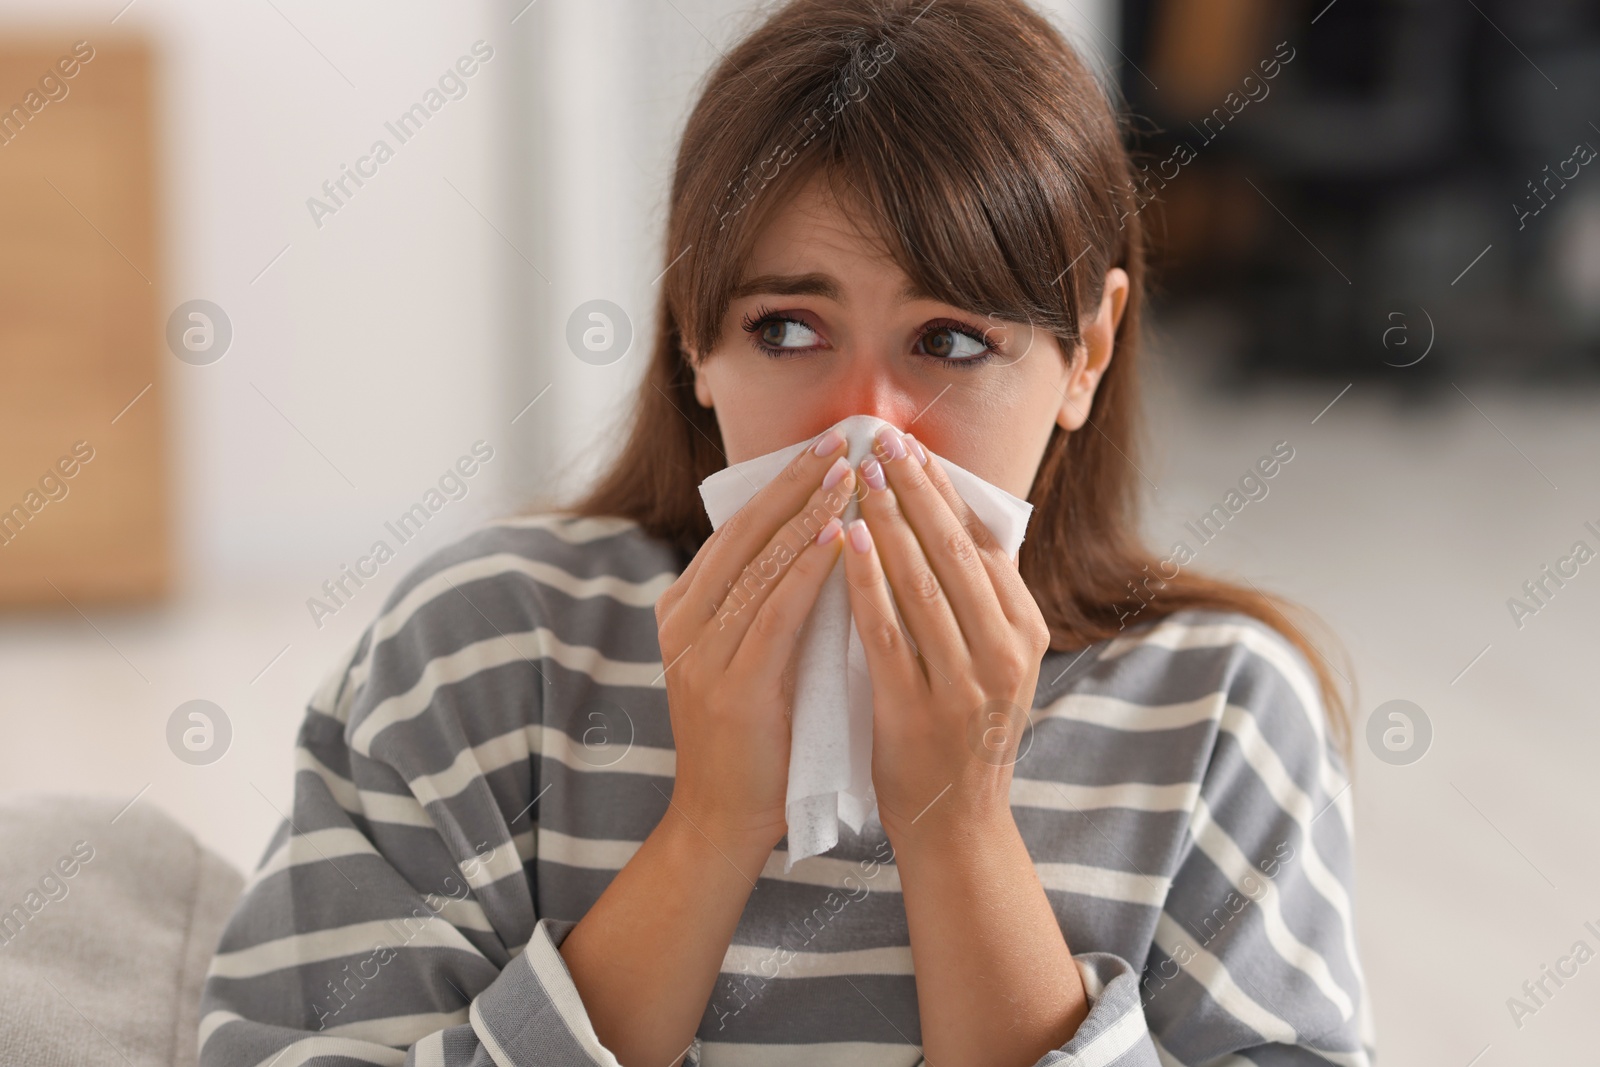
<box><xmin>816</xmin><ymin>517</ymin><xmax>843</xmax><ymax>545</ymax></box>
<box><xmin>905</xmin><ymin>433</ymin><xmax>928</xmax><ymax>465</ymax></box>
<box><xmin>811</xmin><ymin>427</ymin><xmax>846</xmax><ymax>456</ymax></box>
<box><xmin>821</xmin><ymin>455</ymin><xmax>849</xmax><ymax>490</ymax></box>
<box><xmin>847</xmin><ymin>518</ymin><xmax>872</xmax><ymax>553</ymax></box>
<box><xmin>860</xmin><ymin>455</ymin><xmax>886</xmax><ymax>491</ymax></box>
<box><xmin>874</xmin><ymin>424</ymin><xmax>907</xmax><ymax>461</ymax></box>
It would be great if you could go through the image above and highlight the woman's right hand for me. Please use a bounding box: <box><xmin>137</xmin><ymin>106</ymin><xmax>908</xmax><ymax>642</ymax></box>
<box><xmin>653</xmin><ymin>425</ymin><xmax>856</xmax><ymax>854</ymax></box>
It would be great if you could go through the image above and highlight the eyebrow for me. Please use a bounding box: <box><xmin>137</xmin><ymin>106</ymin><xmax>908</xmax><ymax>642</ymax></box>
<box><xmin>729</xmin><ymin>271</ymin><xmax>933</xmax><ymax>305</ymax></box>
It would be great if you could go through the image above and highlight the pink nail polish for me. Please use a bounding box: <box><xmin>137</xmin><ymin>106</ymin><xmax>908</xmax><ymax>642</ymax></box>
<box><xmin>821</xmin><ymin>455</ymin><xmax>848</xmax><ymax>489</ymax></box>
<box><xmin>847</xmin><ymin>518</ymin><xmax>872</xmax><ymax>553</ymax></box>
<box><xmin>874</xmin><ymin>424</ymin><xmax>907</xmax><ymax>461</ymax></box>
<box><xmin>905</xmin><ymin>433</ymin><xmax>928</xmax><ymax>465</ymax></box>
<box><xmin>860</xmin><ymin>455</ymin><xmax>886</xmax><ymax>491</ymax></box>
<box><xmin>816</xmin><ymin>517</ymin><xmax>843</xmax><ymax>545</ymax></box>
<box><xmin>811</xmin><ymin>428</ymin><xmax>846</xmax><ymax>456</ymax></box>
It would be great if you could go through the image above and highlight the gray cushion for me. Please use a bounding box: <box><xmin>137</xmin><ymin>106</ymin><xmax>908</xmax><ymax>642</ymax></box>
<box><xmin>0</xmin><ymin>793</ymin><xmax>244</xmax><ymax>1067</ymax></box>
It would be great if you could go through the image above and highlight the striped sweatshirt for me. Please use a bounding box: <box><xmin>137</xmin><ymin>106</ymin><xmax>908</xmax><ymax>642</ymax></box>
<box><xmin>198</xmin><ymin>513</ymin><xmax>1376</xmax><ymax>1067</ymax></box>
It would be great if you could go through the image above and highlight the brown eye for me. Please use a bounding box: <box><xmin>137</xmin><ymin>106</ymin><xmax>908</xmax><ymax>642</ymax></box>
<box><xmin>747</xmin><ymin>316</ymin><xmax>820</xmax><ymax>350</ymax></box>
<box><xmin>920</xmin><ymin>325</ymin><xmax>988</xmax><ymax>362</ymax></box>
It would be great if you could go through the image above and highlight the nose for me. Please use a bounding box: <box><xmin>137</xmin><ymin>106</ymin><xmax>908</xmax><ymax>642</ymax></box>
<box><xmin>813</xmin><ymin>350</ymin><xmax>921</xmax><ymax>433</ymax></box>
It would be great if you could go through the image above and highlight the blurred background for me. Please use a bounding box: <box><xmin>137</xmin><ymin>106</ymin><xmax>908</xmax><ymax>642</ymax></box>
<box><xmin>0</xmin><ymin>0</ymin><xmax>1596</xmax><ymax>1063</ymax></box>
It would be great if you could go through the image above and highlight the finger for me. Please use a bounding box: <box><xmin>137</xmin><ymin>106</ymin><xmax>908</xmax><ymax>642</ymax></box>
<box><xmin>855</xmin><ymin>447</ymin><xmax>968</xmax><ymax>682</ymax></box>
<box><xmin>838</xmin><ymin>516</ymin><xmax>924</xmax><ymax>697</ymax></box>
<box><xmin>870</xmin><ymin>426</ymin><xmax>1013</xmax><ymax>644</ymax></box>
<box><xmin>658</xmin><ymin>522</ymin><xmax>723</xmax><ymax>618</ymax></box>
<box><xmin>726</xmin><ymin>512</ymin><xmax>850</xmax><ymax>687</ymax></box>
<box><xmin>681</xmin><ymin>425</ymin><xmax>849</xmax><ymax>629</ymax></box>
<box><xmin>903</xmin><ymin>430</ymin><xmax>1038</xmax><ymax>632</ymax></box>
<box><xmin>701</xmin><ymin>460</ymin><xmax>856</xmax><ymax>668</ymax></box>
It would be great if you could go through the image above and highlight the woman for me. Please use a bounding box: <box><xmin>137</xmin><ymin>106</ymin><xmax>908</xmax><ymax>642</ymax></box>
<box><xmin>199</xmin><ymin>1</ymin><xmax>1373</xmax><ymax>1064</ymax></box>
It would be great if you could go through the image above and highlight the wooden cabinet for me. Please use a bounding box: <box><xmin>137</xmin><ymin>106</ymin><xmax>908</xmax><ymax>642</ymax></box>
<box><xmin>0</xmin><ymin>37</ymin><xmax>167</xmax><ymax>606</ymax></box>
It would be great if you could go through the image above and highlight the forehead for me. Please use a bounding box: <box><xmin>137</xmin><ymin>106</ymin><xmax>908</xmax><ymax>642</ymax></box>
<box><xmin>745</xmin><ymin>174</ymin><xmax>896</xmax><ymax>265</ymax></box>
<box><xmin>735</xmin><ymin>173</ymin><xmax>925</xmax><ymax>301</ymax></box>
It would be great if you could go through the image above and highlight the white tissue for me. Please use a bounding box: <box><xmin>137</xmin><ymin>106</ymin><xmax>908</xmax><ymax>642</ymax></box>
<box><xmin>697</xmin><ymin>414</ymin><xmax>1035</xmax><ymax>870</ymax></box>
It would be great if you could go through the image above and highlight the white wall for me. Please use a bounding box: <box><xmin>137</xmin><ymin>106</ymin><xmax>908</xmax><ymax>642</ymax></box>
<box><xmin>4</xmin><ymin>0</ymin><xmax>517</xmax><ymax>590</ymax></box>
<box><xmin>0</xmin><ymin>0</ymin><xmax>527</xmax><ymax>889</ymax></box>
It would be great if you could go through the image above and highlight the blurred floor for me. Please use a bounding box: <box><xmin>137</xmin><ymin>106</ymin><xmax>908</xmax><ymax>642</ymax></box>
<box><xmin>2</xmin><ymin>326</ymin><xmax>1597</xmax><ymax>1065</ymax></box>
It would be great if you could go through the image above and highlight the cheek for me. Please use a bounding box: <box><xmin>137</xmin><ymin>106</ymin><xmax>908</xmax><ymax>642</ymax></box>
<box><xmin>910</xmin><ymin>406</ymin><xmax>1050</xmax><ymax>498</ymax></box>
<box><xmin>930</xmin><ymin>344</ymin><xmax>1068</xmax><ymax>495</ymax></box>
<box><xmin>699</xmin><ymin>354</ymin><xmax>815</xmax><ymax>463</ymax></box>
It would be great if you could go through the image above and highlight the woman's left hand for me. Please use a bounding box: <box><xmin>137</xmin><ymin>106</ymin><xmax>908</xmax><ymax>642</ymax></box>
<box><xmin>839</xmin><ymin>424</ymin><xmax>1052</xmax><ymax>852</ymax></box>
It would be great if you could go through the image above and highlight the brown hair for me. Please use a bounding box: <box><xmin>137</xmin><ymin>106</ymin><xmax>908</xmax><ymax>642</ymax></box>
<box><xmin>558</xmin><ymin>0</ymin><xmax>1354</xmax><ymax>758</ymax></box>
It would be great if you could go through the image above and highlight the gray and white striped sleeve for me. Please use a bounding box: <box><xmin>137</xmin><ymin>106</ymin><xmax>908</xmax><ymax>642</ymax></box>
<box><xmin>910</xmin><ymin>626</ymin><xmax>1372</xmax><ymax>1067</ymax></box>
<box><xmin>1136</xmin><ymin>632</ymin><xmax>1373</xmax><ymax>1067</ymax></box>
<box><xmin>196</xmin><ymin>575</ymin><xmax>633</xmax><ymax>1066</ymax></box>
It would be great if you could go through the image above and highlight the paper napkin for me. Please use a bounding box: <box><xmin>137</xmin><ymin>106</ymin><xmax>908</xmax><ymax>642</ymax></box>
<box><xmin>697</xmin><ymin>414</ymin><xmax>1034</xmax><ymax>869</ymax></box>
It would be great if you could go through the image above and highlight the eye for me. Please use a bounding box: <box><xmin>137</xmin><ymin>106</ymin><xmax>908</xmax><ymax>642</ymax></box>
<box><xmin>741</xmin><ymin>306</ymin><xmax>824</xmax><ymax>356</ymax></box>
<box><xmin>917</xmin><ymin>320</ymin><xmax>996</xmax><ymax>366</ymax></box>
<box><xmin>758</xmin><ymin>317</ymin><xmax>819</xmax><ymax>349</ymax></box>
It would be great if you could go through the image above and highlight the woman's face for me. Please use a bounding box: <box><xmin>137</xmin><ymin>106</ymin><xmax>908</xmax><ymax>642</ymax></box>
<box><xmin>690</xmin><ymin>174</ymin><xmax>1129</xmax><ymax>499</ymax></box>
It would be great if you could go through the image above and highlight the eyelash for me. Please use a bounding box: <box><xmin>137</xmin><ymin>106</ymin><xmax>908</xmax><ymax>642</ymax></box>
<box><xmin>739</xmin><ymin>304</ymin><xmax>998</xmax><ymax>369</ymax></box>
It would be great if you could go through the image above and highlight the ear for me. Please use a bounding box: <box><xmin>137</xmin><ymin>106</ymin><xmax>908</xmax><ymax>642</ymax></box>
<box><xmin>1056</xmin><ymin>267</ymin><xmax>1129</xmax><ymax>432</ymax></box>
<box><xmin>687</xmin><ymin>349</ymin><xmax>714</xmax><ymax>408</ymax></box>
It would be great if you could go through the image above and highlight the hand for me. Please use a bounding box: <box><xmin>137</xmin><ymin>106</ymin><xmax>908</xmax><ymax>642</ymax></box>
<box><xmin>654</xmin><ymin>427</ymin><xmax>857</xmax><ymax>854</ymax></box>
<box><xmin>840</xmin><ymin>425</ymin><xmax>1051</xmax><ymax>852</ymax></box>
